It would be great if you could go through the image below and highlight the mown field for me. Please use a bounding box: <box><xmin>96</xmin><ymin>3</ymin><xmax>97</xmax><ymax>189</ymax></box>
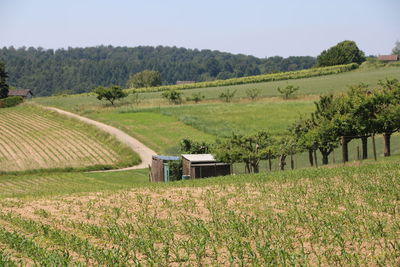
<box><xmin>0</xmin><ymin>104</ymin><xmax>140</xmax><ymax>173</ymax></box>
<box><xmin>0</xmin><ymin>157</ymin><xmax>399</xmax><ymax>265</ymax></box>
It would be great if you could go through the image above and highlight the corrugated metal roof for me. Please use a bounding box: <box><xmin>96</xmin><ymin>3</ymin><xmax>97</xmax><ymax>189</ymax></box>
<box><xmin>181</xmin><ymin>154</ymin><xmax>216</xmax><ymax>162</ymax></box>
<box><xmin>153</xmin><ymin>155</ymin><xmax>180</xmax><ymax>161</ymax></box>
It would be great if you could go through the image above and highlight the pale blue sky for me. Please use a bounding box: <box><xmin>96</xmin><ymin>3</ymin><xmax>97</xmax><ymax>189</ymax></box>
<box><xmin>0</xmin><ymin>0</ymin><xmax>399</xmax><ymax>57</ymax></box>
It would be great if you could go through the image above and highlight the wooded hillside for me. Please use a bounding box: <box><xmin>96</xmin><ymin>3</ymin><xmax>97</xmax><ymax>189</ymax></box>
<box><xmin>0</xmin><ymin>46</ymin><xmax>315</xmax><ymax>96</ymax></box>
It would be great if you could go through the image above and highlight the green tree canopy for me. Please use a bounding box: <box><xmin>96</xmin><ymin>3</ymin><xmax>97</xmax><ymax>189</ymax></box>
<box><xmin>127</xmin><ymin>70</ymin><xmax>162</xmax><ymax>88</ymax></box>
<box><xmin>392</xmin><ymin>41</ymin><xmax>400</xmax><ymax>55</ymax></box>
<box><xmin>0</xmin><ymin>61</ymin><xmax>9</xmax><ymax>99</ymax></box>
<box><xmin>316</xmin><ymin>40</ymin><xmax>366</xmax><ymax>67</ymax></box>
<box><xmin>93</xmin><ymin>85</ymin><xmax>127</xmax><ymax>105</ymax></box>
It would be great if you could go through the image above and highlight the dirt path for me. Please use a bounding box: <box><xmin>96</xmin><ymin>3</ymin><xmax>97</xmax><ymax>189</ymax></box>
<box><xmin>45</xmin><ymin>107</ymin><xmax>157</xmax><ymax>172</ymax></box>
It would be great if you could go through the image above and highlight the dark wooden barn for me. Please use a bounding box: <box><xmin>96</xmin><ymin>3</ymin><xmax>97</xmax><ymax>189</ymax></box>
<box><xmin>182</xmin><ymin>154</ymin><xmax>231</xmax><ymax>179</ymax></box>
<box><xmin>150</xmin><ymin>155</ymin><xmax>180</xmax><ymax>182</ymax></box>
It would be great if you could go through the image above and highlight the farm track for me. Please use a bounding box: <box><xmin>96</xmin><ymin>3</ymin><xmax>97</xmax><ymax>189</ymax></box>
<box><xmin>45</xmin><ymin>107</ymin><xmax>156</xmax><ymax>172</ymax></box>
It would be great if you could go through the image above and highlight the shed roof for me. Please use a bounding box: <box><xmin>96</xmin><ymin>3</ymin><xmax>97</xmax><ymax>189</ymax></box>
<box><xmin>182</xmin><ymin>154</ymin><xmax>216</xmax><ymax>162</ymax></box>
<box><xmin>377</xmin><ymin>55</ymin><xmax>399</xmax><ymax>61</ymax></box>
<box><xmin>152</xmin><ymin>155</ymin><xmax>180</xmax><ymax>161</ymax></box>
<box><xmin>8</xmin><ymin>89</ymin><xmax>33</xmax><ymax>97</ymax></box>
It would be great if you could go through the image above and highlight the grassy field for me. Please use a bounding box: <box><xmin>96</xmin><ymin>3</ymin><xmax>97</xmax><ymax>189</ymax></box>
<box><xmin>32</xmin><ymin>66</ymin><xmax>400</xmax><ymax>112</ymax></box>
<box><xmin>0</xmin><ymin>104</ymin><xmax>140</xmax><ymax>173</ymax></box>
<box><xmin>0</xmin><ymin>157</ymin><xmax>398</xmax><ymax>265</ymax></box>
<box><xmin>86</xmin><ymin>111</ymin><xmax>215</xmax><ymax>154</ymax></box>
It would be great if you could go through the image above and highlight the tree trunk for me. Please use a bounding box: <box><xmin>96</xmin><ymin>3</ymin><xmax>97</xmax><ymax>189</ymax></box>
<box><xmin>319</xmin><ymin>148</ymin><xmax>330</xmax><ymax>165</ymax></box>
<box><xmin>268</xmin><ymin>158</ymin><xmax>272</xmax><ymax>171</ymax></box>
<box><xmin>290</xmin><ymin>154</ymin><xmax>294</xmax><ymax>170</ymax></box>
<box><xmin>308</xmin><ymin>149</ymin><xmax>314</xmax><ymax>167</ymax></box>
<box><xmin>314</xmin><ymin>150</ymin><xmax>318</xmax><ymax>168</ymax></box>
<box><xmin>341</xmin><ymin>136</ymin><xmax>350</xmax><ymax>163</ymax></box>
<box><xmin>322</xmin><ymin>152</ymin><xmax>329</xmax><ymax>165</ymax></box>
<box><xmin>372</xmin><ymin>134</ymin><xmax>377</xmax><ymax>161</ymax></box>
<box><xmin>361</xmin><ymin>136</ymin><xmax>368</xmax><ymax>159</ymax></box>
<box><xmin>383</xmin><ymin>133</ymin><xmax>391</xmax><ymax>157</ymax></box>
<box><xmin>279</xmin><ymin>155</ymin><xmax>286</xmax><ymax>171</ymax></box>
<box><xmin>253</xmin><ymin>163</ymin><xmax>259</xmax><ymax>173</ymax></box>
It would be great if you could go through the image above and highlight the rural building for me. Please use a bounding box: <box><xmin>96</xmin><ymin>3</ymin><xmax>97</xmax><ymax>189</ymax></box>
<box><xmin>182</xmin><ymin>154</ymin><xmax>231</xmax><ymax>179</ymax></box>
<box><xmin>150</xmin><ymin>155</ymin><xmax>180</xmax><ymax>182</ymax></box>
<box><xmin>8</xmin><ymin>89</ymin><xmax>34</xmax><ymax>99</ymax></box>
<box><xmin>377</xmin><ymin>55</ymin><xmax>399</xmax><ymax>62</ymax></box>
<box><xmin>176</xmin><ymin>80</ymin><xmax>195</xmax><ymax>85</ymax></box>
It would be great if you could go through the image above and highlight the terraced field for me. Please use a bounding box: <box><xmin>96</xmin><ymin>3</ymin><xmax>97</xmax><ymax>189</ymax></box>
<box><xmin>0</xmin><ymin>105</ymin><xmax>139</xmax><ymax>172</ymax></box>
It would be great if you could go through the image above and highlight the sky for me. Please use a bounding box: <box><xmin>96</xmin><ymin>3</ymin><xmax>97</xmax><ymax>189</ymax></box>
<box><xmin>0</xmin><ymin>0</ymin><xmax>399</xmax><ymax>58</ymax></box>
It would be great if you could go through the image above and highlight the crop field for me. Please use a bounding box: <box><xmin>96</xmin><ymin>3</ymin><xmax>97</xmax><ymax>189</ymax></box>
<box><xmin>0</xmin><ymin>105</ymin><xmax>139</xmax><ymax>173</ymax></box>
<box><xmin>0</xmin><ymin>158</ymin><xmax>399</xmax><ymax>265</ymax></box>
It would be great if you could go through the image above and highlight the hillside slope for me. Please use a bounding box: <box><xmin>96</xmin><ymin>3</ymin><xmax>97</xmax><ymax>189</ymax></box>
<box><xmin>0</xmin><ymin>105</ymin><xmax>139</xmax><ymax>173</ymax></box>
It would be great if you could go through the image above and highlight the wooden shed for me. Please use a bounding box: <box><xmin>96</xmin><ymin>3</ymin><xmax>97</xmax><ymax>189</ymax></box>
<box><xmin>182</xmin><ymin>154</ymin><xmax>231</xmax><ymax>179</ymax></box>
<box><xmin>150</xmin><ymin>155</ymin><xmax>180</xmax><ymax>182</ymax></box>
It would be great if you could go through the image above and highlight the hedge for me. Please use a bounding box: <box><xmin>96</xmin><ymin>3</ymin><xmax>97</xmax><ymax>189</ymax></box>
<box><xmin>0</xmin><ymin>96</ymin><xmax>24</xmax><ymax>108</ymax></box>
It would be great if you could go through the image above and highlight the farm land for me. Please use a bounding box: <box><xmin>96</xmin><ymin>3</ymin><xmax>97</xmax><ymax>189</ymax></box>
<box><xmin>0</xmin><ymin>63</ymin><xmax>400</xmax><ymax>265</ymax></box>
<box><xmin>0</xmin><ymin>105</ymin><xmax>139</xmax><ymax>173</ymax></box>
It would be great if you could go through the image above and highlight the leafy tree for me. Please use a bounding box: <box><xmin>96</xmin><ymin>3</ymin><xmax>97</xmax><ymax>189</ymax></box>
<box><xmin>245</xmin><ymin>88</ymin><xmax>261</xmax><ymax>101</ymax></box>
<box><xmin>0</xmin><ymin>62</ymin><xmax>9</xmax><ymax>99</ymax></box>
<box><xmin>289</xmin><ymin>118</ymin><xmax>316</xmax><ymax>166</ymax></box>
<box><xmin>275</xmin><ymin>135</ymin><xmax>298</xmax><ymax>170</ymax></box>
<box><xmin>392</xmin><ymin>41</ymin><xmax>400</xmax><ymax>55</ymax></box>
<box><xmin>214</xmin><ymin>131</ymin><xmax>274</xmax><ymax>173</ymax></box>
<box><xmin>93</xmin><ymin>85</ymin><xmax>127</xmax><ymax>105</ymax></box>
<box><xmin>127</xmin><ymin>70</ymin><xmax>161</xmax><ymax>88</ymax></box>
<box><xmin>162</xmin><ymin>89</ymin><xmax>183</xmax><ymax>104</ymax></box>
<box><xmin>310</xmin><ymin>95</ymin><xmax>340</xmax><ymax>164</ymax></box>
<box><xmin>219</xmin><ymin>89</ymin><xmax>236</xmax><ymax>103</ymax></box>
<box><xmin>316</xmin><ymin>40</ymin><xmax>366</xmax><ymax>67</ymax></box>
<box><xmin>277</xmin><ymin>84</ymin><xmax>299</xmax><ymax>99</ymax></box>
<box><xmin>370</xmin><ymin>78</ymin><xmax>400</xmax><ymax>156</ymax></box>
<box><xmin>180</xmin><ymin>138</ymin><xmax>210</xmax><ymax>154</ymax></box>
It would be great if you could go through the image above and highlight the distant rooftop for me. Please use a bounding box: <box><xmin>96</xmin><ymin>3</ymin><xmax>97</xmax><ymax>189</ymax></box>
<box><xmin>182</xmin><ymin>154</ymin><xmax>216</xmax><ymax>162</ymax></box>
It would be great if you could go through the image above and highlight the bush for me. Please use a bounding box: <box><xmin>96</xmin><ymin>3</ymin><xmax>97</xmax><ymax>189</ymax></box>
<box><xmin>0</xmin><ymin>96</ymin><xmax>23</xmax><ymax>108</ymax></box>
<box><xmin>162</xmin><ymin>89</ymin><xmax>183</xmax><ymax>104</ymax></box>
<box><xmin>246</xmin><ymin>88</ymin><xmax>261</xmax><ymax>100</ymax></box>
<box><xmin>219</xmin><ymin>89</ymin><xmax>236</xmax><ymax>102</ymax></box>
<box><xmin>186</xmin><ymin>92</ymin><xmax>205</xmax><ymax>103</ymax></box>
<box><xmin>277</xmin><ymin>84</ymin><xmax>300</xmax><ymax>99</ymax></box>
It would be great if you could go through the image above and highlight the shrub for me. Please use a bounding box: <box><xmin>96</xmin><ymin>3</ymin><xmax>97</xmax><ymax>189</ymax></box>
<box><xmin>219</xmin><ymin>89</ymin><xmax>236</xmax><ymax>102</ymax></box>
<box><xmin>277</xmin><ymin>84</ymin><xmax>299</xmax><ymax>99</ymax></box>
<box><xmin>246</xmin><ymin>88</ymin><xmax>261</xmax><ymax>100</ymax></box>
<box><xmin>162</xmin><ymin>89</ymin><xmax>183</xmax><ymax>104</ymax></box>
<box><xmin>186</xmin><ymin>92</ymin><xmax>205</xmax><ymax>103</ymax></box>
<box><xmin>0</xmin><ymin>96</ymin><xmax>23</xmax><ymax>108</ymax></box>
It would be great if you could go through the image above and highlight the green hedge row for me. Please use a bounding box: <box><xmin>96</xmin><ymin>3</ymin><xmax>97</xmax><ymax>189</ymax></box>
<box><xmin>127</xmin><ymin>63</ymin><xmax>359</xmax><ymax>94</ymax></box>
<box><xmin>0</xmin><ymin>96</ymin><xmax>23</xmax><ymax>108</ymax></box>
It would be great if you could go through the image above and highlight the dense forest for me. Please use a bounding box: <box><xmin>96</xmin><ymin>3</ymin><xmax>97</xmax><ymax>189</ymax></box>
<box><xmin>0</xmin><ymin>46</ymin><xmax>315</xmax><ymax>96</ymax></box>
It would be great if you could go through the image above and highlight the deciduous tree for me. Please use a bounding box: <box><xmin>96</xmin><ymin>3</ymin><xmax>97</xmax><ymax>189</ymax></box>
<box><xmin>0</xmin><ymin>62</ymin><xmax>9</xmax><ymax>99</ymax></box>
<box><xmin>93</xmin><ymin>85</ymin><xmax>127</xmax><ymax>105</ymax></box>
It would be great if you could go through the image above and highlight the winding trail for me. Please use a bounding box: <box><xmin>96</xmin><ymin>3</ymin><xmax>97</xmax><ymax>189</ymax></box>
<box><xmin>45</xmin><ymin>107</ymin><xmax>156</xmax><ymax>172</ymax></box>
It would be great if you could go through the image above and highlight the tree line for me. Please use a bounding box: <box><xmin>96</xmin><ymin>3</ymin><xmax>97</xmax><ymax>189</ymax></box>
<box><xmin>181</xmin><ymin>78</ymin><xmax>400</xmax><ymax>172</ymax></box>
<box><xmin>0</xmin><ymin>46</ymin><xmax>315</xmax><ymax>96</ymax></box>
